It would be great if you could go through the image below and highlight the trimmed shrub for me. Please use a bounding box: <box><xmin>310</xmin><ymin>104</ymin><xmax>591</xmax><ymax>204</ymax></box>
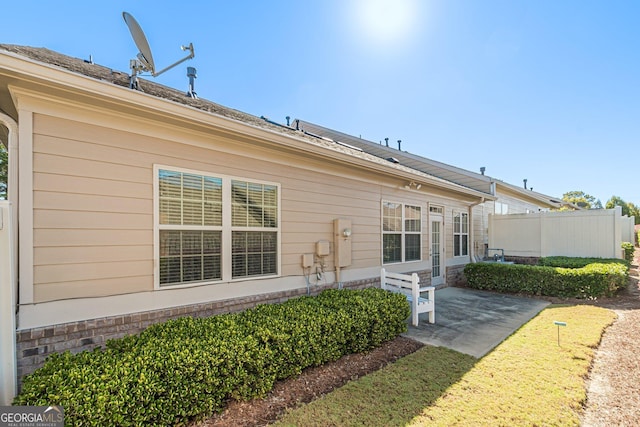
<box><xmin>539</xmin><ymin>256</ymin><xmax>628</xmax><ymax>269</ymax></box>
<box><xmin>621</xmin><ymin>242</ymin><xmax>634</xmax><ymax>263</ymax></box>
<box><xmin>15</xmin><ymin>288</ymin><xmax>410</xmax><ymax>426</ymax></box>
<box><xmin>464</xmin><ymin>261</ymin><xmax>628</xmax><ymax>299</ymax></box>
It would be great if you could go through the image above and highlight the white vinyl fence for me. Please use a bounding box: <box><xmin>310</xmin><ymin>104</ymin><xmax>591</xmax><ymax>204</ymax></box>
<box><xmin>488</xmin><ymin>206</ymin><xmax>634</xmax><ymax>259</ymax></box>
<box><xmin>0</xmin><ymin>201</ymin><xmax>16</xmax><ymax>404</ymax></box>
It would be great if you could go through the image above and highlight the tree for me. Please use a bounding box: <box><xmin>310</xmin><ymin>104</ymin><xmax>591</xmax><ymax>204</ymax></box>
<box><xmin>629</xmin><ymin>202</ymin><xmax>640</xmax><ymax>225</ymax></box>
<box><xmin>562</xmin><ymin>191</ymin><xmax>602</xmax><ymax>209</ymax></box>
<box><xmin>0</xmin><ymin>144</ymin><xmax>7</xmax><ymax>200</ymax></box>
<box><xmin>606</xmin><ymin>196</ymin><xmax>640</xmax><ymax>224</ymax></box>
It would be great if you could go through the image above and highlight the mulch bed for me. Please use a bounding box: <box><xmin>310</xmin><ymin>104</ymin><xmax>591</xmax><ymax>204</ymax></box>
<box><xmin>194</xmin><ymin>337</ymin><xmax>424</xmax><ymax>426</ymax></box>
<box><xmin>581</xmin><ymin>249</ymin><xmax>640</xmax><ymax>426</ymax></box>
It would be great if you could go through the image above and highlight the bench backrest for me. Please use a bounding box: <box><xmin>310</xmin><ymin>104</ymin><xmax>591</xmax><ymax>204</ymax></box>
<box><xmin>380</xmin><ymin>268</ymin><xmax>419</xmax><ymax>300</ymax></box>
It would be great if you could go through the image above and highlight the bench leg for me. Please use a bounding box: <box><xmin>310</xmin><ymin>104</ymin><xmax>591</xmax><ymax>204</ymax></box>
<box><xmin>428</xmin><ymin>288</ymin><xmax>435</xmax><ymax>323</ymax></box>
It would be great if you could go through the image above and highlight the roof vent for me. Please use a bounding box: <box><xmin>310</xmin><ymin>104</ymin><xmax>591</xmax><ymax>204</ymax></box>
<box><xmin>386</xmin><ymin>157</ymin><xmax>400</xmax><ymax>164</ymax></box>
<box><xmin>186</xmin><ymin>67</ymin><xmax>197</xmax><ymax>99</ymax></box>
<box><xmin>480</xmin><ymin>166</ymin><xmax>486</xmax><ymax>175</ymax></box>
<box><xmin>397</xmin><ymin>139</ymin><xmax>402</xmax><ymax>150</ymax></box>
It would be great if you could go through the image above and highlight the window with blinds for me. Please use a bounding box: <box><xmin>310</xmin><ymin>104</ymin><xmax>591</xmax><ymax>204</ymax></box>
<box><xmin>156</xmin><ymin>167</ymin><xmax>279</xmax><ymax>287</ymax></box>
<box><xmin>453</xmin><ymin>211</ymin><xmax>469</xmax><ymax>257</ymax></box>
<box><xmin>382</xmin><ymin>201</ymin><xmax>422</xmax><ymax>264</ymax></box>
<box><xmin>231</xmin><ymin>180</ymin><xmax>278</xmax><ymax>278</ymax></box>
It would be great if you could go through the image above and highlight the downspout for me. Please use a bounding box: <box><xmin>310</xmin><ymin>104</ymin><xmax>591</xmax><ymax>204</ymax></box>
<box><xmin>0</xmin><ymin>110</ymin><xmax>18</xmax><ymax>405</ymax></box>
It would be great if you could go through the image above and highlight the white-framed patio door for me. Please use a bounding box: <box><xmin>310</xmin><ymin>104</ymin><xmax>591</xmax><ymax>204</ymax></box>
<box><xmin>430</xmin><ymin>216</ymin><xmax>445</xmax><ymax>286</ymax></box>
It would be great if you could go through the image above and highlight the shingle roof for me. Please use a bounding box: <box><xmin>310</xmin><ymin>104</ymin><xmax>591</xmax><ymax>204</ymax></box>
<box><xmin>0</xmin><ymin>44</ymin><xmax>295</xmax><ymax>133</ymax></box>
<box><xmin>0</xmin><ymin>44</ymin><xmax>493</xmax><ymax>198</ymax></box>
<box><xmin>293</xmin><ymin>119</ymin><xmax>565</xmax><ymax>208</ymax></box>
<box><xmin>293</xmin><ymin>119</ymin><xmax>494</xmax><ymax>194</ymax></box>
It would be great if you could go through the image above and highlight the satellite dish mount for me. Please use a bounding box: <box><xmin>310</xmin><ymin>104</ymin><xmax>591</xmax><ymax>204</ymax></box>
<box><xmin>123</xmin><ymin>12</ymin><xmax>195</xmax><ymax>90</ymax></box>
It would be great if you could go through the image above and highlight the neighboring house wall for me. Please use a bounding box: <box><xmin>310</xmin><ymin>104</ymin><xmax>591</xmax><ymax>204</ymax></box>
<box><xmin>493</xmin><ymin>192</ymin><xmax>541</xmax><ymax>214</ymax></box>
<box><xmin>488</xmin><ymin>207</ymin><xmax>630</xmax><ymax>259</ymax></box>
<box><xmin>471</xmin><ymin>185</ymin><xmax>558</xmax><ymax>260</ymax></box>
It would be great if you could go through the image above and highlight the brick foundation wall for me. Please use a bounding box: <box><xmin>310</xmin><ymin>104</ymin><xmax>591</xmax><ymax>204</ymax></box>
<box><xmin>446</xmin><ymin>264</ymin><xmax>467</xmax><ymax>286</ymax></box>
<box><xmin>416</xmin><ymin>270</ymin><xmax>432</xmax><ymax>287</ymax></box>
<box><xmin>16</xmin><ymin>275</ymin><xmax>391</xmax><ymax>384</ymax></box>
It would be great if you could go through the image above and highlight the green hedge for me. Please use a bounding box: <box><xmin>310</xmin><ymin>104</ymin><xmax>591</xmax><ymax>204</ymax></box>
<box><xmin>538</xmin><ymin>256</ymin><xmax>629</xmax><ymax>269</ymax></box>
<box><xmin>15</xmin><ymin>288</ymin><xmax>410</xmax><ymax>426</ymax></box>
<box><xmin>621</xmin><ymin>242</ymin><xmax>634</xmax><ymax>263</ymax></box>
<box><xmin>464</xmin><ymin>262</ymin><xmax>628</xmax><ymax>299</ymax></box>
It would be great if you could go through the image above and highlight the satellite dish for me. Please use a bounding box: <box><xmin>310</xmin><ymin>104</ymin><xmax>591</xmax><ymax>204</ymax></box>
<box><xmin>123</xmin><ymin>12</ymin><xmax>155</xmax><ymax>73</ymax></box>
<box><xmin>122</xmin><ymin>11</ymin><xmax>195</xmax><ymax>90</ymax></box>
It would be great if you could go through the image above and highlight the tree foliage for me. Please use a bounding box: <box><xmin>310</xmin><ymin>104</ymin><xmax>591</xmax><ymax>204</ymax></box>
<box><xmin>606</xmin><ymin>195</ymin><xmax>640</xmax><ymax>224</ymax></box>
<box><xmin>562</xmin><ymin>190</ymin><xmax>602</xmax><ymax>209</ymax></box>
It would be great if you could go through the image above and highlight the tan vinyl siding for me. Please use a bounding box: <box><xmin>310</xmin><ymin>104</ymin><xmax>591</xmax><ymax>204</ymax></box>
<box><xmin>31</xmin><ymin>112</ymin><xmax>475</xmax><ymax>302</ymax></box>
<box><xmin>442</xmin><ymin>201</ymin><xmax>473</xmax><ymax>260</ymax></box>
<box><xmin>35</xmin><ymin>277</ymin><xmax>153</xmax><ymax>302</ymax></box>
<box><xmin>32</xmin><ymin>114</ymin><xmax>155</xmax><ymax>302</ymax></box>
<box><xmin>35</xmin><ymin>245</ymin><xmax>151</xmax><ymax>265</ymax></box>
<box><xmin>495</xmin><ymin>189</ymin><xmax>544</xmax><ymax>214</ymax></box>
<box><xmin>471</xmin><ymin>203</ymin><xmax>490</xmax><ymax>257</ymax></box>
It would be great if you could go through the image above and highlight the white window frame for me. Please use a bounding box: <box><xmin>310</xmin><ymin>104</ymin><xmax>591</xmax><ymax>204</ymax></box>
<box><xmin>381</xmin><ymin>200</ymin><xmax>422</xmax><ymax>264</ymax></box>
<box><xmin>154</xmin><ymin>165</ymin><xmax>281</xmax><ymax>289</ymax></box>
<box><xmin>453</xmin><ymin>211</ymin><xmax>469</xmax><ymax>257</ymax></box>
<box><xmin>495</xmin><ymin>201</ymin><xmax>509</xmax><ymax>215</ymax></box>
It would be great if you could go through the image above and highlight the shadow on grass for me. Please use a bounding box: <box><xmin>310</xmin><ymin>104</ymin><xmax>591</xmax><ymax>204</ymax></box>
<box><xmin>275</xmin><ymin>345</ymin><xmax>477</xmax><ymax>426</ymax></box>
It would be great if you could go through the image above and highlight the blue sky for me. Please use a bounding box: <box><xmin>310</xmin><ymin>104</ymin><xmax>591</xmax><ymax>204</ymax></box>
<box><xmin>2</xmin><ymin>1</ymin><xmax>638</xmax><ymax>205</ymax></box>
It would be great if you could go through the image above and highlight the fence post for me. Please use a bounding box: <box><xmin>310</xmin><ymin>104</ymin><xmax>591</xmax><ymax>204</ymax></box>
<box><xmin>613</xmin><ymin>206</ymin><xmax>622</xmax><ymax>259</ymax></box>
<box><xmin>0</xmin><ymin>201</ymin><xmax>17</xmax><ymax>404</ymax></box>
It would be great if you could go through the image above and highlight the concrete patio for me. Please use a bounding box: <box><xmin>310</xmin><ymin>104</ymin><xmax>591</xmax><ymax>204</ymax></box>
<box><xmin>403</xmin><ymin>287</ymin><xmax>550</xmax><ymax>358</ymax></box>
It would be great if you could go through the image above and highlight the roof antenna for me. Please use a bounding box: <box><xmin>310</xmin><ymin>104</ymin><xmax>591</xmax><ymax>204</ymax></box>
<box><xmin>186</xmin><ymin>67</ymin><xmax>198</xmax><ymax>99</ymax></box>
<box><xmin>122</xmin><ymin>12</ymin><xmax>195</xmax><ymax>90</ymax></box>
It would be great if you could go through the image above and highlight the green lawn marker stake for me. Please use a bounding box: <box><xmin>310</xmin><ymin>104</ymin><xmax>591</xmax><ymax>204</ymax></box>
<box><xmin>554</xmin><ymin>321</ymin><xmax>567</xmax><ymax>345</ymax></box>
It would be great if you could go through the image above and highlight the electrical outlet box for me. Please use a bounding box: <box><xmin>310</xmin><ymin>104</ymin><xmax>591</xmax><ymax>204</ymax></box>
<box><xmin>334</xmin><ymin>218</ymin><xmax>352</xmax><ymax>267</ymax></box>
<box><xmin>316</xmin><ymin>240</ymin><xmax>330</xmax><ymax>257</ymax></box>
<box><xmin>301</xmin><ymin>253</ymin><xmax>314</xmax><ymax>268</ymax></box>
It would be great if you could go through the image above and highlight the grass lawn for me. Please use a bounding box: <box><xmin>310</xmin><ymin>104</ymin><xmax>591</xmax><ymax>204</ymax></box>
<box><xmin>274</xmin><ymin>305</ymin><xmax>615</xmax><ymax>426</ymax></box>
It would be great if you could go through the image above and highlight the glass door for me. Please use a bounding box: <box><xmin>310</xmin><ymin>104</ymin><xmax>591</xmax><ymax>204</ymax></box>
<box><xmin>431</xmin><ymin>217</ymin><xmax>444</xmax><ymax>286</ymax></box>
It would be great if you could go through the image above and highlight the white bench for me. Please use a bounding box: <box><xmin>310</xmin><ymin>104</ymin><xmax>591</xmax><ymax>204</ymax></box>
<box><xmin>381</xmin><ymin>268</ymin><xmax>435</xmax><ymax>326</ymax></box>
